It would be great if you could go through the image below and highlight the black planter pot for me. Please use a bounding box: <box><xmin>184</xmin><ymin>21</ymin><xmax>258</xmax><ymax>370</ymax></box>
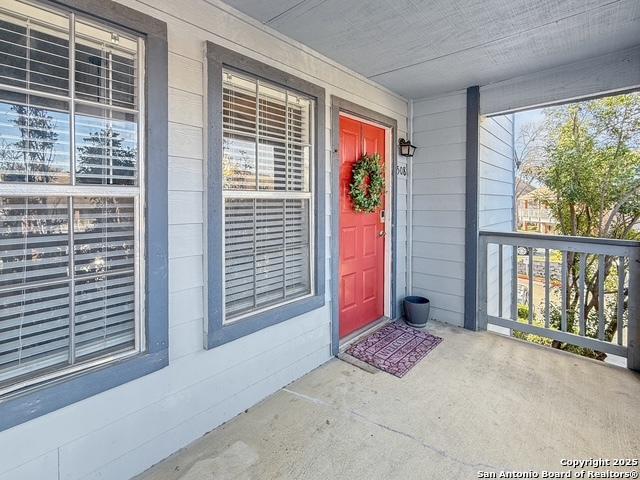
<box><xmin>403</xmin><ymin>296</ymin><xmax>430</xmax><ymax>328</ymax></box>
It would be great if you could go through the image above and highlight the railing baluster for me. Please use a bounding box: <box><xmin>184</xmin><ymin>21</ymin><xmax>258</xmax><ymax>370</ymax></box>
<box><xmin>544</xmin><ymin>249</ymin><xmax>550</xmax><ymax>328</ymax></box>
<box><xmin>478</xmin><ymin>236</ymin><xmax>489</xmax><ymax>330</ymax></box>
<box><xmin>478</xmin><ymin>231</ymin><xmax>640</xmax><ymax>371</ymax></box>
<box><xmin>528</xmin><ymin>246</ymin><xmax>534</xmax><ymax>325</ymax></box>
<box><xmin>498</xmin><ymin>244</ymin><xmax>503</xmax><ymax>318</ymax></box>
<box><xmin>598</xmin><ymin>255</ymin><xmax>605</xmax><ymax>341</ymax></box>
<box><xmin>561</xmin><ymin>250</ymin><xmax>567</xmax><ymax>332</ymax></box>
<box><xmin>579</xmin><ymin>253</ymin><xmax>586</xmax><ymax>336</ymax></box>
<box><xmin>617</xmin><ymin>256</ymin><xmax>625</xmax><ymax>346</ymax></box>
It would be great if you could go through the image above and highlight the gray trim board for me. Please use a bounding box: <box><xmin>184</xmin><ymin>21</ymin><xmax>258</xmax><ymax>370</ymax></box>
<box><xmin>487</xmin><ymin>315</ymin><xmax>628</xmax><ymax>357</ymax></box>
<box><xmin>205</xmin><ymin>41</ymin><xmax>326</xmax><ymax>349</ymax></box>
<box><xmin>481</xmin><ymin>230</ymin><xmax>640</xmax><ymax>248</ymax></box>
<box><xmin>49</xmin><ymin>0</ymin><xmax>167</xmax><ymax>37</ymax></box>
<box><xmin>0</xmin><ymin>351</ymin><xmax>168</xmax><ymax>432</ymax></box>
<box><xmin>0</xmin><ymin>0</ymin><xmax>169</xmax><ymax>431</ymax></box>
<box><xmin>464</xmin><ymin>86</ymin><xmax>480</xmax><ymax>331</ymax></box>
<box><xmin>330</xmin><ymin>96</ymin><xmax>399</xmax><ymax>356</ymax></box>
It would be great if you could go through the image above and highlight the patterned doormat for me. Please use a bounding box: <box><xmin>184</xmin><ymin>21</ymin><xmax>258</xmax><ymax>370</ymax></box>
<box><xmin>345</xmin><ymin>321</ymin><xmax>443</xmax><ymax>377</ymax></box>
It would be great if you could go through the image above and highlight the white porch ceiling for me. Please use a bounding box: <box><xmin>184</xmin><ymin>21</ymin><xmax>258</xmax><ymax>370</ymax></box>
<box><xmin>220</xmin><ymin>0</ymin><xmax>640</xmax><ymax>99</ymax></box>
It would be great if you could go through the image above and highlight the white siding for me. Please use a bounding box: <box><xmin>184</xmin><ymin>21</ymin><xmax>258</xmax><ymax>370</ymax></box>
<box><xmin>410</xmin><ymin>92</ymin><xmax>466</xmax><ymax>327</ymax></box>
<box><xmin>479</xmin><ymin>115</ymin><xmax>514</xmax><ymax>233</ymax></box>
<box><xmin>0</xmin><ymin>0</ymin><xmax>408</xmax><ymax>479</ymax></box>
<box><xmin>479</xmin><ymin>115</ymin><xmax>515</xmax><ymax>319</ymax></box>
<box><xmin>410</xmin><ymin>94</ymin><xmax>515</xmax><ymax>327</ymax></box>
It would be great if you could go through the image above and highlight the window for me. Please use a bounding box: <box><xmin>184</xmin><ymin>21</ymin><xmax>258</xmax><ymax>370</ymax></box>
<box><xmin>0</xmin><ymin>0</ymin><xmax>147</xmax><ymax>395</ymax></box>
<box><xmin>206</xmin><ymin>42</ymin><xmax>325</xmax><ymax>348</ymax></box>
<box><xmin>222</xmin><ymin>71</ymin><xmax>313</xmax><ymax>321</ymax></box>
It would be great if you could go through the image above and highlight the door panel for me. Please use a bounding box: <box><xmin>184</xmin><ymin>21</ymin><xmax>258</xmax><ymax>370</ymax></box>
<box><xmin>339</xmin><ymin>116</ymin><xmax>386</xmax><ymax>338</ymax></box>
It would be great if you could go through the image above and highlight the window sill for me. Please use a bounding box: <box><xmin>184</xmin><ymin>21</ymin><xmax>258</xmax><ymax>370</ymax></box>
<box><xmin>206</xmin><ymin>294</ymin><xmax>325</xmax><ymax>349</ymax></box>
<box><xmin>0</xmin><ymin>348</ymin><xmax>168</xmax><ymax>432</ymax></box>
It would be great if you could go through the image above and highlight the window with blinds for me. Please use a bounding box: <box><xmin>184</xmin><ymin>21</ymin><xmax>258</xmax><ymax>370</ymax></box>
<box><xmin>0</xmin><ymin>0</ymin><xmax>143</xmax><ymax>392</ymax></box>
<box><xmin>222</xmin><ymin>70</ymin><xmax>313</xmax><ymax>321</ymax></box>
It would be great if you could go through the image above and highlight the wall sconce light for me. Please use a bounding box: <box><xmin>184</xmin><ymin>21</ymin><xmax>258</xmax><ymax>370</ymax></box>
<box><xmin>398</xmin><ymin>138</ymin><xmax>416</xmax><ymax>157</ymax></box>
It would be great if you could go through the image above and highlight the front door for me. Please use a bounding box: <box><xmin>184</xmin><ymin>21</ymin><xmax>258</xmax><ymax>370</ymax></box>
<box><xmin>339</xmin><ymin>116</ymin><xmax>386</xmax><ymax>338</ymax></box>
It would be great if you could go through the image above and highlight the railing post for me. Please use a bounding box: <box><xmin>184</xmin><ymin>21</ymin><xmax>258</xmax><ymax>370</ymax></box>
<box><xmin>477</xmin><ymin>234</ymin><xmax>488</xmax><ymax>331</ymax></box>
<box><xmin>478</xmin><ymin>230</ymin><xmax>640</xmax><ymax>361</ymax></box>
<box><xmin>627</xmin><ymin>247</ymin><xmax>640</xmax><ymax>372</ymax></box>
<box><xmin>511</xmin><ymin>245</ymin><xmax>517</xmax><ymax>323</ymax></box>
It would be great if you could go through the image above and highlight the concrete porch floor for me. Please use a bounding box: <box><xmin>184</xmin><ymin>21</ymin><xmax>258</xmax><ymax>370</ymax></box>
<box><xmin>137</xmin><ymin>322</ymin><xmax>640</xmax><ymax>480</ymax></box>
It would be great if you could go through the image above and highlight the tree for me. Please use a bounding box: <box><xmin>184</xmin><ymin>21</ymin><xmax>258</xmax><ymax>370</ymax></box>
<box><xmin>0</xmin><ymin>137</ymin><xmax>23</xmax><ymax>181</ymax></box>
<box><xmin>514</xmin><ymin>121</ymin><xmax>545</xmax><ymax>194</ymax></box>
<box><xmin>533</xmin><ymin>93</ymin><xmax>640</xmax><ymax>356</ymax></box>
<box><xmin>0</xmin><ymin>104</ymin><xmax>62</xmax><ymax>182</ymax></box>
<box><xmin>76</xmin><ymin>127</ymin><xmax>136</xmax><ymax>185</ymax></box>
<box><xmin>514</xmin><ymin>118</ymin><xmax>548</xmax><ymax>231</ymax></box>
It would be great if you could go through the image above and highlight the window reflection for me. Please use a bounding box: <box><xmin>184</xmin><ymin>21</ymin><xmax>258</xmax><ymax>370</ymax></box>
<box><xmin>75</xmin><ymin>105</ymin><xmax>137</xmax><ymax>185</ymax></box>
<box><xmin>0</xmin><ymin>94</ymin><xmax>70</xmax><ymax>183</ymax></box>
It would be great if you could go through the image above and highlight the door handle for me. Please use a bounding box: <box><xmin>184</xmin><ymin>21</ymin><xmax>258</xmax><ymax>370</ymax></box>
<box><xmin>378</xmin><ymin>231</ymin><xmax>386</xmax><ymax>237</ymax></box>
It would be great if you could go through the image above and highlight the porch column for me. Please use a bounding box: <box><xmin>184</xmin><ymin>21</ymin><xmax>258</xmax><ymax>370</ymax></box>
<box><xmin>464</xmin><ymin>86</ymin><xmax>481</xmax><ymax>331</ymax></box>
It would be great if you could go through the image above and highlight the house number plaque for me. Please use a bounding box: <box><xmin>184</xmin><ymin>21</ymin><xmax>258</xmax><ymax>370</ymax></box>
<box><xmin>396</xmin><ymin>165</ymin><xmax>407</xmax><ymax>176</ymax></box>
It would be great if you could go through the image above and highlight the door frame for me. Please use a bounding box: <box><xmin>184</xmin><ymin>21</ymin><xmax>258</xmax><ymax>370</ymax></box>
<box><xmin>330</xmin><ymin>96</ymin><xmax>398</xmax><ymax>355</ymax></box>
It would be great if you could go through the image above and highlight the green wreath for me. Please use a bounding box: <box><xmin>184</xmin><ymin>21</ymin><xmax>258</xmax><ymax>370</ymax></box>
<box><xmin>349</xmin><ymin>153</ymin><xmax>385</xmax><ymax>213</ymax></box>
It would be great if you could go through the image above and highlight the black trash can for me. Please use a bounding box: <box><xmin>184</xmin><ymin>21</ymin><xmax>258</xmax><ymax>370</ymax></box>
<box><xmin>404</xmin><ymin>296</ymin><xmax>430</xmax><ymax>328</ymax></box>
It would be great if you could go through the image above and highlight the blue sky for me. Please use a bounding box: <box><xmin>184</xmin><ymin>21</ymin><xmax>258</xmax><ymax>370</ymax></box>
<box><xmin>514</xmin><ymin>108</ymin><xmax>545</xmax><ymax>137</ymax></box>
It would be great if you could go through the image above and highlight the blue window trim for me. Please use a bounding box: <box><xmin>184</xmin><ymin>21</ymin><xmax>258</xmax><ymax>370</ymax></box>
<box><xmin>205</xmin><ymin>41</ymin><xmax>326</xmax><ymax>349</ymax></box>
<box><xmin>0</xmin><ymin>0</ymin><xmax>168</xmax><ymax>432</ymax></box>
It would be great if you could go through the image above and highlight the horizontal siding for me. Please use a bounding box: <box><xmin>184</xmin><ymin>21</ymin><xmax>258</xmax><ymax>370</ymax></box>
<box><xmin>168</xmin><ymin>157</ymin><xmax>204</xmax><ymax>191</ymax></box>
<box><xmin>58</xmin><ymin>322</ymin><xmax>329</xmax><ymax>479</ymax></box>
<box><xmin>479</xmin><ymin>115</ymin><xmax>514</xmax><ymax>233</ymax></box>
<box><xmin>479</xmin><ymin>115</ymin><xmax>515</xmax><ymax>318</ymax></box>
<box><xmin>169</xmin><ymin>287</ymin><xmax>204</xmax><ymax>328</ymax></box>
<box><xmin>0</xmin><ymin>0</ymin><xmax>409</xmax><ymax>479</ymax></box>
<box><xmin>410</xmin><ymin>92</ymin><xmax>467</xmax><ymax>327</ymax></box>
<box><xmin>0</xmin><ymin>453</ymin><xmax>59</xmax><ymax>480</ymax></box>
<box><xmin>84</xmin><ymin>346</ymin><xmax>329</xmax><ymax>480</ymax></box>
<box><xmin>410</xmin><ymin>97</ymin><xmax>515</xmax><ymax>327</ymax></box>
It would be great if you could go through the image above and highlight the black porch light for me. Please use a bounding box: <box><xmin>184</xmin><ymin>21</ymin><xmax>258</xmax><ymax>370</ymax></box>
<box><xmin>398</xmin><ymin>138</ymin><xmax>416</xmax><ymax>157</ymax></box>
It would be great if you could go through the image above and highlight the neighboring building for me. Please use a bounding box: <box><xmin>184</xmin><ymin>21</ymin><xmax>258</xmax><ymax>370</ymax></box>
<box><xmin>517</xmin><ymin>186</ymin><xmax>556</xmax><ymax>234</ymax></box>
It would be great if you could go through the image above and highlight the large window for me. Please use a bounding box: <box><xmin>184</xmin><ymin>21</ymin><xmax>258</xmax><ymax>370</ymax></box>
<box><xmin>206</xmin><ymin>41</ymin><xmax>325</xmax><ymax>348</ymax></box>
<box><xmin>222</xmin><ymin>70</ymin><xmax>313</xmax><ymax>320</ymax></box>
<box><xmin>0</xmin><ymin>0</ymin><xmax>144</xmax><ymax>394</ymax></box>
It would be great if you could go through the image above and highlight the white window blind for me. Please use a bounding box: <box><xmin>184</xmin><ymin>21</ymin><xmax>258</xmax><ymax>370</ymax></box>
<box><xmin>0</xmin><ymin>0</ymin><xmax>143</xmax><ymax>392</ymax></box>
<box><xmin>222</xmin><ymin>70</ymin><xmax>313</xmax><ymax>320</ymax></box>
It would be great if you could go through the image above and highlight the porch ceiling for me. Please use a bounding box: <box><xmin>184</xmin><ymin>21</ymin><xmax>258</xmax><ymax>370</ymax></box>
<box><xmin>220</xmin><ymin>0</ymin><xmax>640</xmax><ymax>99</ymax></box>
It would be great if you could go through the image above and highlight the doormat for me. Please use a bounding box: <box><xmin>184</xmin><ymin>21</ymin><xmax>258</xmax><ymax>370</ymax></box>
<box><xmin>345</xmin><ymin>321</ymin><xmax>442</xmax><ymax>378</ymax></box>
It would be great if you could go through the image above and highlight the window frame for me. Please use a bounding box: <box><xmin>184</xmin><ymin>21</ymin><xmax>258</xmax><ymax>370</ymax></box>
<box><xmin>206</xmin><ymin>41</ymin><xmax>325</xmax><ymax>349</ymax></box>
<box><xmin>0</xmin><ymin>0</ymin><xmax>168</xmax><ymax>432</ymax></box>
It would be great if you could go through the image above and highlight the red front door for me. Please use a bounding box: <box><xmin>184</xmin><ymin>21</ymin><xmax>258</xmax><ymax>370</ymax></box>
<box><xmin>339</xmin><ymin>116</ymin><xmax>386</xmax><ymax>338</ymax></box>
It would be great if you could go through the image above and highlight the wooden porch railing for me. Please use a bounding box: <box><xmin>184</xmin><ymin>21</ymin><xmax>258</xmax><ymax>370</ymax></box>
<box><xmin>478</xmin><ymin>231</ymin><xmax>640</xmax><ymax>371</ymax></box>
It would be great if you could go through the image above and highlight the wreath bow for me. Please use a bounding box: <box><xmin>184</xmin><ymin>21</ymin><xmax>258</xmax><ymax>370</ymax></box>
<box><xmin>349</xmin><ymin>153</ymin><xmax>385</xmax><ymax>213</ymax></box>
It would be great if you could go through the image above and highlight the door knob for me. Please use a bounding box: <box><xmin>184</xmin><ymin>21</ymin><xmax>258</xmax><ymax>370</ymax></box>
<box><xmin>378</xmin><ymin>231</ymin><xmax>385</xmax><ymax>237</ymax></box>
